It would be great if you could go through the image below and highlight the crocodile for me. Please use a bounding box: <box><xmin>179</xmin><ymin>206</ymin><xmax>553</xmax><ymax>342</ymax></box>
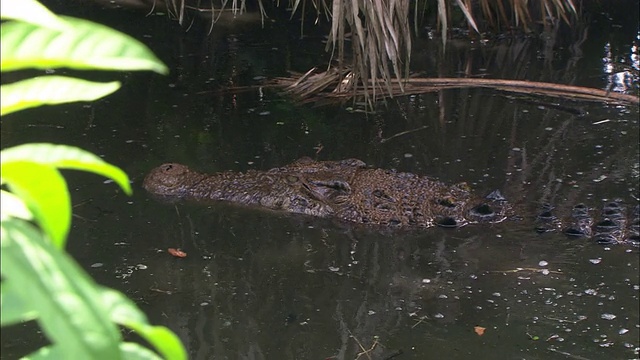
<box><xmin>143</xmin><ymin>157</ymin><xmax>639</xmax><ymax>245</ymax></box>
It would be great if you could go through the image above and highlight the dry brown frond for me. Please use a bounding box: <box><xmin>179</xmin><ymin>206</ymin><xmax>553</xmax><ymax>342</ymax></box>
<box><xmin>321</xmin><ymin>0</ymin><xmax>411</xmax><ymax>106</ymax></box>
<box><xmin>144</xmin><ymin>0</ymin><xmax>582</xmax><ymax>103</ymax></box>
<box><xmin>275</xmin><ymin>74</ymin><xmax>640</xmax><ymax>106</ymax></box>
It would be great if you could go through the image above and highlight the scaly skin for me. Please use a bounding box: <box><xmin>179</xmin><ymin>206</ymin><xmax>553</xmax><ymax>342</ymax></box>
<box><xmin>143</xmin><ymin>157</ymin><xmax>638</xmax><ymax>244</ymax></box>
<box><xmin>143</xmin><ymin>157</ymin><xmax>510</xmax><ymax>228</ymax></box>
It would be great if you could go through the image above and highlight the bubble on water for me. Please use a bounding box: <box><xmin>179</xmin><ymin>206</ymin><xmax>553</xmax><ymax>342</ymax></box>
<box><xmin>422</xmin><ymin>278</ymin><xmax>432</xmax><ymax>284</ymax></box>
<box><xmin>433</xmin><ymin>313</ymin><xmax>444</xmax><ymax>319</ymax></box>
<box><xmin>601</xmin><ymin>313</ymin><xmax>617</xmax><ymax>320</ymax></box>
<box><xmin>438</xmin><ymin>294</ymin><xmax>448</xmax><ymax>299</ymax></box>
<box><xmin>585</xmin><ymin>289</ymin><xmax>598</xmax><ymax>295</ymax></box>
<box><xmin>368</xmin><ymin>310</ymin><xmax>376</xmax><ymax>315</ymax></box>
<box><xmin>91</xmin><ymin>263</ymin><xmax>103</xmax><ymax>268</ymax></box>
<box><xmin>589</xmin><ymin>258</ymin><xmax>602</xmax><ymax>264</ymax></box>
<box><xmin>619</xmin><ymin>328</ymin><xmax>629</xmax><ymax>335</ymax></box>
<box><xmin>538</xmin><ymin>260</ymin><xmax>548</xmax><ymax>267</ymax></box>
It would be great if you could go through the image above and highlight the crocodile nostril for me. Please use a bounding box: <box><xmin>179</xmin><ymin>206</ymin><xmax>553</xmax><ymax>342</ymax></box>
<box><xmin>436</xmin><ymin>217</ymin><xmax>458</xmax><ymax>228</ymax></box>
<box><xmin>468</xmin><ymin>204</ymin><xmax>496</xmax><ymax>221</ymax></box>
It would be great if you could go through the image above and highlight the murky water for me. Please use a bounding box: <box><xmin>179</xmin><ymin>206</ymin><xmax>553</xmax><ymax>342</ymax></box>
<box><xmin>2</xmin><ymin>3</ymin><xmax>639</xmax><ymax>360</ymax></box>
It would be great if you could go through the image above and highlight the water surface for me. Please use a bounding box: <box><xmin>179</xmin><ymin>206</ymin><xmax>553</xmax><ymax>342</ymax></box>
<box><xmin>1</xmin><ymin>3</ymin><xmax>638</xmax><ymax>359</ymax></box>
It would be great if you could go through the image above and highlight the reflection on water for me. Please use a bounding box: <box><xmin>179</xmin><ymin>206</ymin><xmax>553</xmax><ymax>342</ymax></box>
<box><xmin>1</xmin><ymin>2</ymin><xmax>638</xmax><ymax>359</ymax></box>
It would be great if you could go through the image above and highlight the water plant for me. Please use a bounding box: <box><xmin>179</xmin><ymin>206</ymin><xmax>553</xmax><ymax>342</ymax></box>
<box><xmin>1</xmin><ymin>0</ymin><xmax>186</xmax><ymax>358</ymax></box>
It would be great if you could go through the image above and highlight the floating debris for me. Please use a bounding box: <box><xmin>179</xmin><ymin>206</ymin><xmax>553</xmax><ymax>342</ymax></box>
<box><xmin>601</xmin><ymin>313</ymin><xmax>617</xmax><ymax>320</ymax></box>
<box><xmin>168</xmin><ymin>248</ymin><xmax>187</xmax><ymax>258</ymax></box>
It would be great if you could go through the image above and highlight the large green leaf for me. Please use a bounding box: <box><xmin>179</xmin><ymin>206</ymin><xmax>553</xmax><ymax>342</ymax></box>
<box><xmin>0</xmin><ymin>0</ymin><xmax>69</xmax><ymax>31</ymax></box>
<box><xmin>1</xmin><ymin>280</ymin><xmax>38</xmax><ymax>326</ymax></box>
<box><xmin>119</xmin><ymin>343</ymin><xmax>164</xmax><ymax>360</ymax></box>
<box><xmin>0</xmin><ymin>76</ymin><xmax>121</xmax><ymax>116</ymax></box>
<box><xmin>26</xmin><ymin>343</ymin><xmax>164</xmax><ymax>360</ymax></box>
<box><xmin>0</xmin><ymin>190</ymin><xmax>33</xmax><ymax>221</ymax></box>
<box><xmin>1</xmin><ymin>143</ymin><xmax>132</xmax><ymax>196</ymax></box>
<box><xmin>1</xmin><ymin>16</ymin><xmax>168</xmax><ymax>74</ymax></box>
<box><xmin>23</xmin><ymin>345</ymin><xmax>65</xmax><ymax>360</ymax></box>
<box><xmin>1</xmin><ymin>161</ymin><xmax>71</xmax><ymax>248</ymax></box>
<box><xmin>102</xmin><ymin>289</ymin><xmax>188</xmax><ymax>360</ymax></box>
<box><xmin>1</xmin><ymin>219</ymin><xmax>122</xmax><ymax>359</ymax></box>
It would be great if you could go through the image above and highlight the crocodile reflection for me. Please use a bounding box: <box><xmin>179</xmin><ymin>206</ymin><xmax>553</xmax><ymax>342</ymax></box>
<box><xmin>143</xmin><ymin>157</ymin><xmax>639</xmax><ymax>245</ymax></box>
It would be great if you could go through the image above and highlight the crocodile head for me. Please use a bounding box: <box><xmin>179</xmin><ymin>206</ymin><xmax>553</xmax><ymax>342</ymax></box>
<box><xmin>143</xmin><ymin>163</ymin><xmax>206</xmax><ymax>199</ymax></box>
<box><xmin>143</xmin><ymin>159</ymin><xmax>362</xmax><ymax>218</ymax></box>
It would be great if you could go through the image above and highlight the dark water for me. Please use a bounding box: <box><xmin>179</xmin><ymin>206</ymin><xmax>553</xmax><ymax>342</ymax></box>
<box><xmin>2</xmin><ymin>3</ymin><xmax>639</xmax><ymax>359</ymax></box>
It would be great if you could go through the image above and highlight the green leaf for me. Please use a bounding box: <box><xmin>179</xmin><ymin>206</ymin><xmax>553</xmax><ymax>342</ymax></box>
<box><xmin>102</xmin><ymin>289</ymin><xmax>188</xmax><ymax>360</ymax></box>
<box><xmin>23</xmin><ymin>345</ymin><xmax>65</xmax><ymax>360</ymax></box>
<box><xmin>1</xmin><ymin>219</ymin><xmax>122</xmax><ymax>359</ymax></box>
<box><xmin>24</xmin><ymin>342</ymin><xmax>162</xmax><ymax>360</ymax></box>
<box><xmin>0</xmin><ymin>280</ymin><xmax>38</xmax><ymax>326</ymax></box>
<box><xmin>1</xmin><ymin>161</ymin><xmax>71</xmax><ymax>248</ymax></box>
<box><xmin>1</xmin><ymin>143</ymin><xmax>132</xmax><ymax>196</ymax></box>
<box><xmin>0</xmin><ymin>76</ymin><xmax>121</xmax><ymax>116</ymax></box>
<box><xmin>0</xmin><ymin>0</ymin><xmax>69</xmax><ymax>31</ymax></box>
<box><xmin>123</xmin><ymin>324</ymin><xmax>187</xmax><ymax>360</ymax></box>
<box><xmin>0</xmin><ymin>190</ymin><xmax>33</xmax><ymax>221</ymax></box>
<box><xmin>1</xmin><ymin>16</ymin><xmax>168</xmax><ymax>74</ymax></box>
<box><xmin>119</xmin><ymin>343</ymin><xmax>164</xmax><ymax>360</ymax></box>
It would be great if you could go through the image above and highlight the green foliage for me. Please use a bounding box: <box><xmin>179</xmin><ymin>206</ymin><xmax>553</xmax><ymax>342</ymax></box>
<box><xmin>0</xmin><ymin>76</ymin><xmax>121</xmax><ymax>116</ymax></box>
<box><xmin>2</xmin><ymin>144</ymin><xmax>132</xmax><ymax>248</ymax></box>
<box><xmin>0</xmin><ymin>0</ymin><xmax>186</xmax><ymax>359</ymax></box>
<box><xmin>1</xmin><ymin>16</ymin><xmax>169</xmax><ymax>74</ymax></box>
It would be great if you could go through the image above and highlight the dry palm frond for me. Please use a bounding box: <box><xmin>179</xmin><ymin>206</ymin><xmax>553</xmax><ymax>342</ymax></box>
<box><xmin>145</xmin><ymin>0</ymin><xmax>582</xmax><ymax>103</ymax></box>
<box><xmin>275</xmin><ymin>74</ymin><xmax>640</xmax><ymax>106</ymax></box>
<box><xmin>317</xmin><ymin>0</ymin><xmax>412</xmax><ymax>106</ymax></box>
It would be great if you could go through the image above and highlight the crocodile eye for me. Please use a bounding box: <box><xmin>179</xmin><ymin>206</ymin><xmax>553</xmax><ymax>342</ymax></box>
<box><xmin>285</xmin><ymin>175</ymin><xmax>299</xmax><ymax>184</ymax></box>
<box><xmin>438</xmin><ymin>197</ymin><xmax>456</xmax><ymax>207</ymax></box>
<box><xmin>163</xmin><ymin>164</ymin><xmax>173</xmax><ymax>171</ymax></box>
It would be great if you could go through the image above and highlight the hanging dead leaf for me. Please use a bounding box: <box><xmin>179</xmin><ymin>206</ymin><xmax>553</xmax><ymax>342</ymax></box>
<box><xmin>474</xmin><ymin>326</ymin><xmax>486</xmax><ymax>336</ymax></box>
<box><xmin>168</xmin><ymin>248</ymin><xmax>187</xmax><ymax>258</ymax></box>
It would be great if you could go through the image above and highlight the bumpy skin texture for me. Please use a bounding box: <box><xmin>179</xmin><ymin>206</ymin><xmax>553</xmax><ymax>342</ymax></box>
<box><xmin>143</xmin><ymin>157</ymin><xmax>510</xmax><ymax>228</ymax></box>
<box><xmin>143</xmin><ymin>157</ymin><xmax>639</xmax><ymax>244</ymax></box>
